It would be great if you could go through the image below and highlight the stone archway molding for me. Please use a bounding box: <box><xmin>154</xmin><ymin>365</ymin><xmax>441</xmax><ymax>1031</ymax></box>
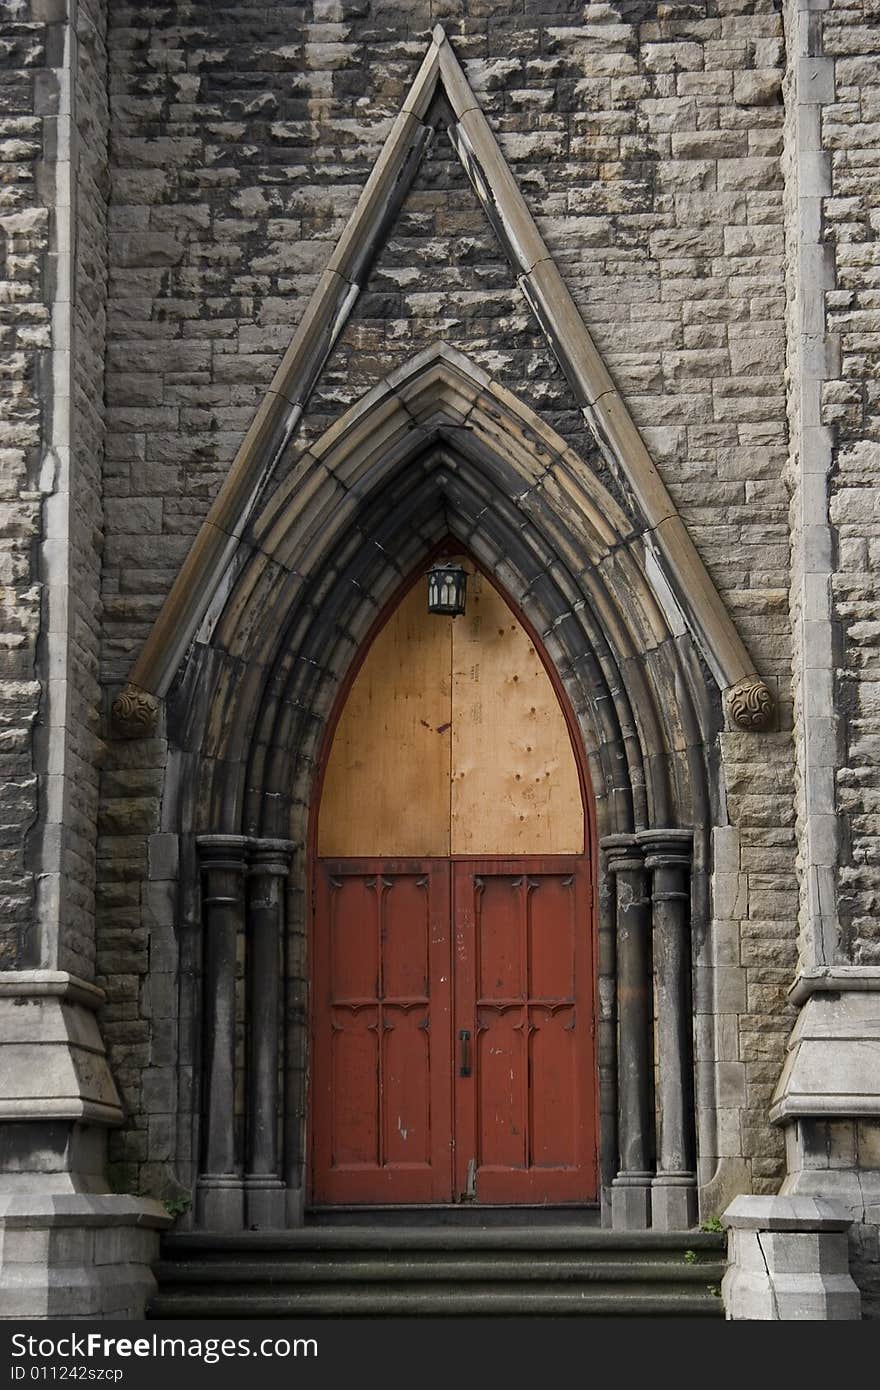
<box><xmin>176</xmin><ymin>344</ymin><xmax>730</xmax><ymax>1229</ymax></box>
<box><xmin>112</xmin><ymin>25</ymin><xmax>773</xmax><ymax>737</ymax></box>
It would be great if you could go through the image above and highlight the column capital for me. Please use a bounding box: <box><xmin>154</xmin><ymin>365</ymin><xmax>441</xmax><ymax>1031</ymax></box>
<box><xmin>600</xmin><ymin>832</ymin><xmax>645</xmax><ymax>874</ymax></box>
<box><xmin>636</xmin><ymin>827</ymin><xmax>693</xmax><ymax>871</ymax></box>
<box><xmin>197</xmin><ymin>834</ymin><xmax>248</xmax><ymax>871</ymax></box>
<box><xmin>247</xmin><ymin>837</ymin><xmax>297</xmax><ymax>877</ymax></box>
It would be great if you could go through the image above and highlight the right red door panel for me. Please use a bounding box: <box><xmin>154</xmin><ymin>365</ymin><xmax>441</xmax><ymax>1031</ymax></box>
<box><xmin>453</xmin><ymin>858</ymin><xmax>596</xmax><ymax>1204</ymax></box>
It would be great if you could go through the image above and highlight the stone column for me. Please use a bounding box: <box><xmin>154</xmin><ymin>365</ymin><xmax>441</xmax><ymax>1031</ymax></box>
<box><xmin>245</xmin><ymin>839</ymin><xmax>294</xmax><ymax>1230</ymax></box>
<box><xmin>283</xmin><ymin>896</ymin><xmax>308</xmax><ymax>1228</ymax></box>
<box><xmin>602</xmin><ymin>834</ymin><xmax>654</xmax><ymax>1230</ymax></box>
<box><xmin>639</xmin><ymin>828</ymin><xmax>697</xmax><ymax>1231</ymax></box>
<box><xmin>196</xmin><ymin>835</ymin><xmax>247</xmax><ymax>1230</ymax></box>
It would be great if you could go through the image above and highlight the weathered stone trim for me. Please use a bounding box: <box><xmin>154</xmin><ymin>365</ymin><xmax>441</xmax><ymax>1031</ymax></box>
<box><xmin>597</xmin><ymin>829</ymin><xmax>701</xmax><ymax>1230</ymax></box>
<box><xmin>196</xmin><ymin>344</ymin><xmax>767</xmax><ymax>741</ymax></box>
<box><xmin>784</xmin><ymin>0</ymin><xmax>840</xmax><ymax>965</ymax></box>
<box><xmin>23</xmin><ymin>0</ymin><xmax>110</xmax><ymax>979</ymax></box>
<box><xmin>31</xmin><ymin>3</ymin><xmax>75</xmax><ymax>970</ymax></box>
<box><xmin>771</xmin><ymin>990</ymin><xmax>880</xmax><ymax>1123</ymax></box>
<box><xmin>120</xmin><ymin>28</ymin><xmax>772</xmax><ymax>732</ymax></box>
<box><xmin>30</xmin><ymin>5</ymin><xmax>77</xmax><ymax>972</ymax></box>
<box><xmin>789</xmin><ymin>967</ymin><xmax>880</xmax><ymax>1009</ymax></box>
<box><xmin>195</xmin><ymin>835</ymin><xmax>247</xmax><ymax>1231</ymax></box>
<box><xmin>198</xmin><ymin>344</ymin><xmax>703</xmax><ymax>849</ymax></box>
<box><xmin>0</xmin><ymin>969</ymin><xmax>105</xmax><ymax>1009</ymax></box>
<box><xmin>246</xmin><ymin>840</ymin><xmax>295</xmax><ymax>1230</ymax></box>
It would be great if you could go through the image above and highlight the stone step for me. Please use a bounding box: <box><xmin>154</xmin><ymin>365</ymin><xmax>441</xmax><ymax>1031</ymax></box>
<box><xmin>154</xmin><ymin>1225</ymin><xmax>726</xmax><ymax>1319</ymax></box>
<box><xmin>162</xmin><ymin>1226</ymin><xmax>725</xmax><ymax>1256</ymax></box>
<box><xmin>150</xmin><ymin>1281</ymin><xmax>724</xmax><ymax>1319</ymax></box>
<box><xmin>306</xmin><ymin>1204</ymin><xmax>601</xmax><ymax>1227</ymax></box>
<box><xmin>156</xmin><ymin>1254</ymin><xmax>726</xmax><ymax>1285</ymax></box>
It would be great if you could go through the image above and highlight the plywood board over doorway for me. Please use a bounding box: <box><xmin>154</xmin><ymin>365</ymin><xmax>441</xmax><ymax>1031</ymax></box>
<box><xmin>450</xmin><ymin>566</ymin><xmax>583</xmax><ymax>855</ymax></box>
<box><xmin>317</xmin><ymin>559</ymin><xmax>584</xmax><ymax>857</ymax></box>
<box><xmin>318</xmin><ymin>583</ymin><xmax>452</xmax><ymax>857</ymax></box>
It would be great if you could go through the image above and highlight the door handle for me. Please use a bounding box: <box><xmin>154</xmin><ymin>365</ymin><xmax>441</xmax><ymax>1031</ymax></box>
<box><xmin>458</xmin><ymin>1029</ymin><xmax>471</xmax><ymax>1077</ymax></box>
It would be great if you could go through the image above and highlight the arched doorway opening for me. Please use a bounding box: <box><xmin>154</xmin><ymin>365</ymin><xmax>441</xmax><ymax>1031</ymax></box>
<box><xmin>174</xmin><ymin>349</ymin><xmax>728</xmax><ymax>1232</ymax></box>
<box><xmin>309</xmin><ymin>554</ymin><xmax>598</xmax><ymax>1206</ymax></box>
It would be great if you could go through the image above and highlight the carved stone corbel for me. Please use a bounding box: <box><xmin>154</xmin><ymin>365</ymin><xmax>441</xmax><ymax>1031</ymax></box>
<box><xmin>111</xmin><ymin>683</ymin><xmax>159</xmax><ymax>738</ymax></box>
<box><xmin>727</xmin><ymin>677</ymin><xmax>774</xmax><ymax>731</ymax></box>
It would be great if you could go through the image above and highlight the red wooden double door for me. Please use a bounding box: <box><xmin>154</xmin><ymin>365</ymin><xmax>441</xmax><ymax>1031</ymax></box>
<box><xmin>310</xmin><ymin>561</ymin><xmax>597</xmax><ymax>1205</ymax></box>
<box><xmin>312</xmin><ymin>855</ymin><xmax>595</xmax><ymax>1204</ymax></box>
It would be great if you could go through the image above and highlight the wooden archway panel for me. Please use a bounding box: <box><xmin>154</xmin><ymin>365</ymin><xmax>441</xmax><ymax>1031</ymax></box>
<box><xmin>317</xmin><ymin>560</ymin><xmax>584</xmax><ymax>857</ymax></box>
<box><xmin>450</xmin><ymin>569</ymin><xmax>583</xmax><ymax>855</ymax></box>
<box><xmin>318</xmin><ymin>584</ymin><xmax>452</xmax><ymax>857</ymax></box>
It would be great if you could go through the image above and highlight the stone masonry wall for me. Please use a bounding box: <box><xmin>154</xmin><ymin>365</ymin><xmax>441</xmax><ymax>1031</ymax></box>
<box><xmin>100</xmin><ymin>1</ymin><xmax>799</xmax><ymax>1201</ymax></box>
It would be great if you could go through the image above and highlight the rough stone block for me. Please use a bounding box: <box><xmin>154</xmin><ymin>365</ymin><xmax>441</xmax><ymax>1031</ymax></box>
<box><xmin>0</xmin><ymin>1195</ymin><xmax>170</xmax><ymax>1320</ymax></box>
<box><xmin>722</xmin><ymin>1195</ymin><xmax>861</xmax><ymax>1319</ymax></box>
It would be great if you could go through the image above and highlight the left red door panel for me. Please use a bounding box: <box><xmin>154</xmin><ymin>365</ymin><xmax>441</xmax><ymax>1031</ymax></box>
<box><xmin>311</xmin><ymin>860</ymin><xmax>453</xmax><ymax>1203</ymax></box>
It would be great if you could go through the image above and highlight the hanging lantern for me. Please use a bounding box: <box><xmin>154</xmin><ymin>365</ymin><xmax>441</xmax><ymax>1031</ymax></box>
<box><xmin>426</xmin><ymin>562</ymin><xmax>467</xmax><ymax>617</ymax></box>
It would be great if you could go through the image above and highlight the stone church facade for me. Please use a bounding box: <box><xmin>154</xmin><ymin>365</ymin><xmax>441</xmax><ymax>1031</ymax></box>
<box><xmin>0</xmin><ymin>0</ymin><xmax>878</xmax><ymax>1319</ymax></box>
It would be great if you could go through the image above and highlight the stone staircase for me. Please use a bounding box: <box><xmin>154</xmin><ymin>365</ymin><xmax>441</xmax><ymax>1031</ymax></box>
<box><xmin>150</xmin><ymin>1215</ymin><xmax>726</xmax><ymax>1318</ymax></box>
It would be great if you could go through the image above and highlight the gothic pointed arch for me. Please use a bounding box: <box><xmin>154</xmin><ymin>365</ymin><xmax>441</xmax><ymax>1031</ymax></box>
<box><xmin>113</xmin><ymin>29</ymin><xmax>772</xmax><ymax>739</ymax></box>
<box><xmin>173</xmin><ymin>348</ymin><xmax>718</xmax><ymax>1230</ymax></box>
<box><xmin>169</xmin><ymin>344</ymin><xmax>709</xmax><ymax>846</ymax></box>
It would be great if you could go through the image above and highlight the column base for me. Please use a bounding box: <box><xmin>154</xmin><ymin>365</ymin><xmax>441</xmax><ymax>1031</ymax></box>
<box><xmin>197</xmin><ymin>1174</ymin><xmax>244</xmax><ymax>1231</ymax></box>
<box><xmin>721</xmin><ymin>1195</ymin><xmax>861</xmax><ymax>1320</ymax></box>
<box><xmin>245</xmin><ymin>1176</ymin><xmax>287</xmax><ymax>1230</ymax></box>
<box><xmin>0</xmin><ymin>1194</ymin><xmax>170</xmax><ymax>1320</ymax></box>
<box><xmin>651</xmin><ymin>1174</ymin><xmax>698</xmax><ymax>1231</ymax></box>
<box><xmin>611</xmin><ymin>1174</ymin><xmax>652</xmax><ymax>1230</ymax></box>
<box><xmin>286</xmin><ymin>1185</ymin><xmax>305</xmax><ymax>1228</ymax></box>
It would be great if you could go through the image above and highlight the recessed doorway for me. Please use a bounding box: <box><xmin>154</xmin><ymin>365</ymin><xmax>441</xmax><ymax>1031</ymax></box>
<box><xmin>310</xmin><ymin>559</ymin><xmax>597</xmax><ymax>1205</ymax></box>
